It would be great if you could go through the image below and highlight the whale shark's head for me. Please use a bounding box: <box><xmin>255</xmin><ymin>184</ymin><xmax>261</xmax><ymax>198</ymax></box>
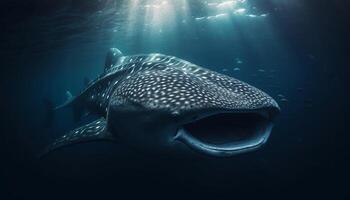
<box><xmin>108</xmin><ymin>63</ymin><xmax>280</xmax><ymax>157</ymax></box>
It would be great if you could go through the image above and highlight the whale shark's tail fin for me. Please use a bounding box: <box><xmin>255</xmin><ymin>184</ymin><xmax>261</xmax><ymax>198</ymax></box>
<box><xmin>55</xmin><ymin>90</ymin><xmax>74</xmax><ymax>110</ymax></box>
<box><xmin>43</xmin><ymin>91</ymin><xmax>74</xmax><ymax>127</ymax></box>
<box><xmin>39</xmin><ymin>118</ymin><xmax>116</xmax><ymax>158</ymax></box>
<box><xmin>51</xmin><ymin>90</ymin><xmax>86</xmax><ymax>122</ymax></box>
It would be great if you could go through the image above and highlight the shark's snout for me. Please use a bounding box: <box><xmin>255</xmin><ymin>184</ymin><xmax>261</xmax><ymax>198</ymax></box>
<box><xmin>174</xmin><ymin>105</ymin><xmax>279</xmax><ymax>157</ymax></box>
<box><xmin>111</xmin><ymin>63</ymin><xmax>281</xmax><ymax>157</ymax></box>
<box><xmin>172</xmin><ymin>81</ymin><xmax>280</xmax><ymax>157</ymax></box>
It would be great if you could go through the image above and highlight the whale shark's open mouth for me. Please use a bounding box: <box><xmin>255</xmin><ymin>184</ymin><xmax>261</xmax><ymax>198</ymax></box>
<box><xmin>174</xmin><ymin>110</ymin><xmax>277</xmax><ymax>156</ymax></box>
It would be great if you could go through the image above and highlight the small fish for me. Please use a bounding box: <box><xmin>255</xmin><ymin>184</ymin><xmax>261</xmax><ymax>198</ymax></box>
<box><xmin>235</xmin><ymin>58</ymin><xmax>243</xmax><ymax>64</ymax></box>
<box><xmin>233</xmin><ymin>67</ymin><xmax>241</xmax><ymax>71</ymax></box>
<box><xmin>195</xmin><ymin>17</ymin><xmax>206</xmax><ymax>21</ymax></box>
<box><xmin>247</xmin><ymin>14</ymin><xmax>257</xmax><ymax>18</ymax></box>
<box><xmin>222</xmin><ymin>68</ymin><xmax>229</xmax><ymax>72</ymax></box>
<box><xmin>280</xmin><ymin>98</ymin><xmax>288</xmax><ymax>103</ymax></box>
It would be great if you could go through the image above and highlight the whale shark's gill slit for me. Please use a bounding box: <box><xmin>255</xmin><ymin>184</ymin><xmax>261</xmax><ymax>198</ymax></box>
<box><xmin>178</xmin><ymin>112</ymin><xmax>273</xmax><ymax>156</ymax></box>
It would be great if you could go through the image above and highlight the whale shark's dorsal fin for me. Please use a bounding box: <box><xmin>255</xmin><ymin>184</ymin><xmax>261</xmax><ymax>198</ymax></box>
<box><xmin>39</xmin><ymin>118</ymin><xmax>115</xmax><ymax>158</ymax></box>
<box><xmin>104</xmin><ymin>48</ymin><xmax>123</xmax><ymax>72</ymax></box>
<box><xmin>65</xmin><ymin>90</ymin><xmax>73</xmax><ymax>100</ymax></box>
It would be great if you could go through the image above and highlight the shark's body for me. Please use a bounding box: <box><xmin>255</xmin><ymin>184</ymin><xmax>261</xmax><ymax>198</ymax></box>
<box><xmin>44</xmin><ymin>48</ymin><xmax>280</xmax><ymax>157</ymax></box>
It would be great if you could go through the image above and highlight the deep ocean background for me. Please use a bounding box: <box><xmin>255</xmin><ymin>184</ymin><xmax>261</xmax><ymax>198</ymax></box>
<box><xmin>0</xmin><ymin>0</ymin><xmax>349</xmax><ymax>199</ymax></box>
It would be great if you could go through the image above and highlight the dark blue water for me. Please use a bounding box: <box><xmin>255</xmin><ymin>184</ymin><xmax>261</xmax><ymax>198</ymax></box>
<box><xmin>1</xmin><ymin>0</ymin><xmax>348</xmax><ymax>199</ymax></box>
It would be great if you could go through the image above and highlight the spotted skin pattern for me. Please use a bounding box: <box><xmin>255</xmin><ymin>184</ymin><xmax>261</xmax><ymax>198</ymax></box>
<box><xmin>84</xmin><ymin>54</ymin><xmax>278</xmax><ymax>116</ymax></box>
<box><xmin>43</xmin><ymin>52</ymin><xmax>279</xmax><ymax>156</ymax></box>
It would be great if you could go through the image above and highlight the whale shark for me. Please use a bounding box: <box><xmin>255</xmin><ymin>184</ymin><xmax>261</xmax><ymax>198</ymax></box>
<box><xmin>43</xmin><ymin>48</ymin><xmax>280</xmax><ymax>157</ymax></box>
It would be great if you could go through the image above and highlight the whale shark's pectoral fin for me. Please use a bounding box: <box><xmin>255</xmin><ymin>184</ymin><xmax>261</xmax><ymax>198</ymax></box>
<box><xmin>40</xmin><ymin>118</ymin><xmax>115</xmax><ymax>158</ymax></box>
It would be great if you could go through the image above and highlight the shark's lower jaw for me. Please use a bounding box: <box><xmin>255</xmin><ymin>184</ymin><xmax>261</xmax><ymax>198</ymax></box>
<box><xmin>174</xmin><ymin>111</ymin><xmax>275</xmax><ymax>157</ymax></box>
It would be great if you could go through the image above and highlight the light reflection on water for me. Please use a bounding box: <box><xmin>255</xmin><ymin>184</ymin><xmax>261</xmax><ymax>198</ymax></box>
<box><xmin>16</xmin><ymin>0</ymin><xmax>280</xmax><ymax>52</ymax></box>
